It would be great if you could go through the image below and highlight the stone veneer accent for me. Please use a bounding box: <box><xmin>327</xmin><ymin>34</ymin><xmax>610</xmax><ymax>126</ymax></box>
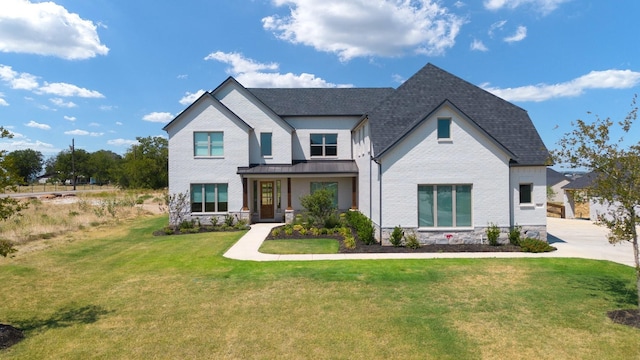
<box><xmin>379</xmin><ymin>225</ymin><xmax>547</xmax><ymax>246</ymax></box>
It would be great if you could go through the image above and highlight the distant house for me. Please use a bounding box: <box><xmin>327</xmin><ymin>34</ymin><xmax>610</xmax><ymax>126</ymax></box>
<box><xmin>562</xmin><ymin>171</ymin><xmax>640</xmax><ymax>221</ymax></box>
<box><xmin>562</xmin><ymin>172</ymin><xmax>596</xmax><ymax>219</ymax></box>
<box><xmin>546</xmin><ymin>168</ymin><xmax>571</xmax><ymax>203</ymax></box>
<box><xmin>163</xmin><ymin>63</ymin><xmax>550</xmax><ymax>244</ymax></box>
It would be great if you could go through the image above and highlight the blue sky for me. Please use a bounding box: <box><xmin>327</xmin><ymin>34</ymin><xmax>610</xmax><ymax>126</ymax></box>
<box><xmin>1</xmin><ymin>0</ymin><xmax>639</xmax><ymax>166</ymax></box>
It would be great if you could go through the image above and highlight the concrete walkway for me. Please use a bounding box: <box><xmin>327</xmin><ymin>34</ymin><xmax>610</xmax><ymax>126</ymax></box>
<box><xmin>223</xmin><ymin>217</ymin><xmax>637</xmax><ymax>267</ymax></box>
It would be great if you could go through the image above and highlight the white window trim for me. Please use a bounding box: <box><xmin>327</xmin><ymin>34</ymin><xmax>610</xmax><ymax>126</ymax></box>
<box><xmin>418</xmin><ymin>184</ymin><xmax>473</xmax><ymax>230</ymax></box>
<box><xmin>437</xmin><ymin>118</ymin><xmax>452</xmax><ymax>142</ymax></box>
<box><xmin>194</xmin><ymin>131</ymin><xmax>224</xmax><ymax>158</ymax></box>
<box><xmin>310</xmin><ymin>133</ymin><xmax>338</xmax><ymax>158</ymax></box>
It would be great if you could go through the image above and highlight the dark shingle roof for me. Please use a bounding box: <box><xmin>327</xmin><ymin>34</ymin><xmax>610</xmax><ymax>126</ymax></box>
<box><xmin>367</xmin><ymin>63</ymin><xmax>549</xmax><ymax>165</ymax></box>
<box><xmin>562</xmin><ymin>172</ymin><xmax>596</xmax><ymax>190</ymax></box>
<box><xmin>248</xmin><ymin>88</ymin><xmax>394</xmax><ymax>116</ymax></box>
<box><xmin>547</xmin><ymin>168</ymin><xmax>571</xmax><ymax>186</ymax></box>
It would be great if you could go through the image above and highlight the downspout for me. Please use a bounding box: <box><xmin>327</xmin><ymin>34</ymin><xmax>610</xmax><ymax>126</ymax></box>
<box><xmin>372</xmin><ymin>156</ymin><xmax>382</xmax><ymax>244</ymax></box>
<box><xmin>508</xmin><ymin>164</ymin><xmax>514</xmax><ymax>228</ymax></box>
<box><xmin>379</xmin><ymin>159</ymin><xmax>382</xmax><ymax>244</ymax></box>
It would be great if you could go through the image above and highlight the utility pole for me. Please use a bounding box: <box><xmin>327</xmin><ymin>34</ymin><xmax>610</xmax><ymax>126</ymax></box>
<box><xmin>71</xmin><ymin>138</ymin><xmax>76</xmax><ymax>191</ymax></box>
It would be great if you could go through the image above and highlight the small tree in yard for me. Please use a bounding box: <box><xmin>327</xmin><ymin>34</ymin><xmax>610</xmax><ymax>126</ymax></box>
<box><xmin>553</xmin><ymin>95</ymin><xmax>640</xmax><ymax>313</ymax></box>
<box><xmin>299</xmin><ymin>188</ymin><xmax>336</xmax><ymax>227</ymax></box>
<box><xmin>0</xmin><ymin>127</ymin><xmax>27</xmax><ymax>257</ymax></box>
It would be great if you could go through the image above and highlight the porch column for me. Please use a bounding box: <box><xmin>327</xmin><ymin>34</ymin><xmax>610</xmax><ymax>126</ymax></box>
<box><xmin>287</xmin><ymin>177</ymin><xmax>293</xmax><ymax>210</ymax></box>
<box><xmin>351</xmin><ymin>176</ymin><xmax>358</xmax><ymax>209</ymax></box>
<box><xmin>242</xmin><ymin>177</ymin><xmax>249</xmax><ymax>211</ymax></box>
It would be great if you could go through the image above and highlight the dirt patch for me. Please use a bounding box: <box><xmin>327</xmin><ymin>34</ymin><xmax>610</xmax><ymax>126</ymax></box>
<box><xmin>607</xmin><ymin>309</ymin><xmax>640</xmax><ymax>329</ymax></box>
<box><xmin>0</xmin><ymin>324</ymin><xmax>23</xmax><ymax>350</ymax></box>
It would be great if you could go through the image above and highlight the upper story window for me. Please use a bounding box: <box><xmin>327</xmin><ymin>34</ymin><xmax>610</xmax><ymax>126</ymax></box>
<box><xmin>260</xmin><ymin>132</ymin><xmax>272</xmax><ymax>157</ymax></box>
<box><xmin>194</xmin><ymin>132</ymin><xmax>223</xmax><ymax>157</ymax></box>
<box><xmin>310</xmin><ymin>134</ymin><xmax>337</xmax><ymax>157</ymax></box>
<box><xmin>437</xmin><ymin>118</ymin><xmax>451</xmax><ymax>140</ymax></box>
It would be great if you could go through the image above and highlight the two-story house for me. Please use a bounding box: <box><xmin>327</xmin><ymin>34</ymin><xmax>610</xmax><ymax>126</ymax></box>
<box><xmin>163</xmin><ymin>63</ymin><xmax>550</xmax><ymax>244</ymax></box>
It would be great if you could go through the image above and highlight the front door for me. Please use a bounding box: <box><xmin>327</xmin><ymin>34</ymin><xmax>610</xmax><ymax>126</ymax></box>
<box><xmin>260</xmin><ymin>181</ymin><xmax>274</xmax><ymax>220</ymax></box>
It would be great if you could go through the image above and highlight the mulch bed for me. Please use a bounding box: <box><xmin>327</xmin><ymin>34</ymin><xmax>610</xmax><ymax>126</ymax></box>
<box><xmin>0</xmin><ymin>324</ymin><xmax>23</xmax><ymax>350</ymax></box>
<box><xmin>264</xmin><ymin>231</ymin><xmax>524</xmax><ymax>253</ymax></box>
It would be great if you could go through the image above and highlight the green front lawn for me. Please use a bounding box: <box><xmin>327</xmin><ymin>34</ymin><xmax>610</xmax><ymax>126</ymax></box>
<box><xmin>259</xmin><ymin>238</ymin><xmax>339</xmax><ymax>254</ymax></box>
<box><xmin>0</xmin><ymin>215</ymin><xmax>638</xmax><ymax>359</ymax></box>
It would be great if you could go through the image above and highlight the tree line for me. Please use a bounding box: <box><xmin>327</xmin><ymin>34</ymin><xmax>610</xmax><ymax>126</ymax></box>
<box><xmin>3</xmin><ymin>136</ymin><xmax>168</xmax><ymax>190</ymax></box>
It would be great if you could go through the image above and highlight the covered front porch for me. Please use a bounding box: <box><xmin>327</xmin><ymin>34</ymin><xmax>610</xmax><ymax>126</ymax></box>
<box><xmin>237</xmin><ymin>160</ymin><xmax>359</xmax><ymax>223</ymax></box>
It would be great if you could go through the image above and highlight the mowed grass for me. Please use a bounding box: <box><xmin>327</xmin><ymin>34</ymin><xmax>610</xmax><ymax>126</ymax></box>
<box><xmin>1</xmin><ymin>215</ymin><xmax>639</xmax><ymax>359</ymax></box>
<box><xmin>259</xmin><ymin>238</ymin><xmax>339</xmax><ymax>254</ymax></box>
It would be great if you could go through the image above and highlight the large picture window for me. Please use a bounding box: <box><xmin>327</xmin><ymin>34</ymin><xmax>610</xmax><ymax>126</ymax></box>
<box><xmin>418</xmin><ymin>185</ymin><xmax>472</xmax><ymax>228</ymax></box>
<box><xmin>194</xmin><ymin>132</ymin><xmax>223</xmax><ymax>157</ymax></box>
<box><xmin>310</xmin><ymin>182</ymin><xmax>338</xmax><ymax>207</ymax></box>
<box><xmin>310</xmin><ymin>134</ymin><xmax>337</xmax><ymax>157</ymax></box>
<box><xmin>191</xmin><ymin>183</ymin><xmax>228</xmax><ymax>213</ymax></box>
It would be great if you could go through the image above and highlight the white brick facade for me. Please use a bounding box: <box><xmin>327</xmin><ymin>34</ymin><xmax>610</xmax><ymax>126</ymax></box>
<box><xmin>164</xmin><ymin>65</ymin><xmax>549</xmax><ymax>243</ymax></box>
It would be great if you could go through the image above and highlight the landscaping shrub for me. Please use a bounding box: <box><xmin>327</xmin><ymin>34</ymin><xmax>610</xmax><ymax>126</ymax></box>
<box><xmin>345</xmin><ymin>211</ymin><xmax>375</xmax><ymax>245</ymax></box>
<box><xmin>323</xmin><ymin>213</ymin><xmax>341</xmax><ymax>229</ymax></box>
<box><xmin>271</xmin><ymin>228</ymin><xmax>281</xmax><ymax>237</ymax></box>
<box><xmin>0</xmin><ymin>239</ymin><xmax>17</xmax><ymax>257</ymax></box>
<box><xmin>299</xmin><ymin>188</ymin><xmax>336</xmax><ymax>226</ymax></box>
<box><xmin>224</xmin><ymin>214</ymin><xmax>235</xmax><ymax>227</ymax></box>
<box><xmin>486</xmin><ymin>222</ymin><xmax>500</xmax><ymax>246</ymax></box>
<box><xmin>284</xmin><ymin>225</ymin><xmax>294</xmax><ymax>236</ymax></box>
<box><xmin>343</xmin><ymin>235</ymin><xmax>356</xmax><ymax>249</ymax></box>
<box><xmin>405</xmin><ymin>231</ymin><xmax>420</xmax><ymax>249</ymax></box>
<box><xmin>390</xmin><ymin>225</ymin><xmax>404</xmax><ymax>247</ymax></box>
<box><xmin>520</xmin><ymin>238</ymin><xmax>557</xmax><ymax>253</ymax></box>
<box><xmin>508</xmin><ymin>225</ymin><xmax>522</xmax><ymax>246</ymax></box>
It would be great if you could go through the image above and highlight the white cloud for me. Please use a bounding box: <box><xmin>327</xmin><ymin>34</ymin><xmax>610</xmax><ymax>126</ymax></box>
<box><xmin>0</xmin><ymin>139</ymin><xmax>59</xmax><ymax>154</ymax></box>
<box><xmin>484</xmin><ymin>0</ymin><xmax>570</xmax><ymax>15</ymax></box>
<box><xmin>236</xmin><ymin>71</ymin><xmax>350</xmax><ymax>88</ymax></box>
<box><xmin>488</xmin><ymin>20</ymin><xmax>507</xmax><ymax>38</ymax></box>
<box><xmin>504</xmin><ymin>25</ymin><xmax>527</xmax><ymax>43</ymax></box>
<box><xmin>470</xmin><ymin>39</ymin><xmax>488</xmax><ymax>51</ymax></box>
<box><xmin>64</xmin><ymin>116</ymin><xmax>76</xmax><ymax>121</ymax></box>
<box><xmin>142</xmin><ymin>112</ymin><xmax>174</xmax><ymax>123</ymax></box>
<box><xmin>64</xmin><ymin>129</ymin><xmax>104</xmax><ymax>136</ymax></box>
<box><xmin>179</xmin><ymin>90</ymin><xmax>206</xmax><ymax>105</ymax></box>
<box><xmin>205</xmin><ymin>51</ymin><xmax>278</xmax><ymax>73</ymax></box>
<box><xmin>1</xmin><ymin>64</ymin><xmax>104</xmax><ymax>100</ymax></box>
<box><xmin>177</xmin><ymin>74</ymin><xmax>188</xmax><ymax>79</ymax></box>
<box><xmin>483</xmin><ymin>69</ymin><xmax>640</xmax><ymax>102</ymax></box>
<box><xmin>25</xmin><ymin>120</ymin><xmax>50</xmax><ymax>130</ymax></box>
<box><xmin>392</xmin><ymin>74</ymin><xmax>405</xmax><ymax>84</ymax></box>
<box><xmin>38</xmin><ymin>82</ymin><xmax>104</xmax><ymax>98</ymax></box>
<box><xmin>115</xmin><ymin>121</ymin><xmax>123</xmax><ymax>126</ymax></box>
<box><xmin>89</xmin><ymin>122</ymin><xmax>100</xmax><ymax>127</ymax></box>
<box><xmin>50</xmin><ymin>97</ymin><xmax>77</xmax><ymax>108</ymax></box>
<box><xmin>7</xmin><ymin>130</ymin><xmax>25</xmax><ymax>139</ymax></box>
<box><xmin>0</xmin><ymin>64</ymin><xmax>39</xmax><ymax>90</ymax></box>
<box><xmin>205</xmin><ymin>51</ymin><xmax>351</xmax><ymax>88</ymax></box>
<box><xmin>0</xmin><ymin>96</ymin><xmax>7</xmax><ymax>106</ymax></box>
<box><xmin>107</xmin><ymin>138</ymin><xmax>138</xmax><ymax>147</ymax></box>
<box><xmin>262</xmin><ymin>0</ymin><xmax>465</xmax><ymax>61</ymax></box>
<box><xmin>0</xmin><ymin>0</ymin><xmax>109</xmax><ymax>59</ymax></box>
<box><xmin>100</xmin><ymin>105</ymin><xmax>115</xmax><ymax>111</ymax></box>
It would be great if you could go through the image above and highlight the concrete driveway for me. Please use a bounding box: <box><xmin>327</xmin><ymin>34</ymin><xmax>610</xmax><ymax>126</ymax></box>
<box><xmin>224</xmin><ymin>218</ymin><xmax>638</xmax><ymax>267</ymax></box>
<box><xmin>547</xmin><ymin>217</ymin><xmax>637</xmax><ymax>267</ymax></box>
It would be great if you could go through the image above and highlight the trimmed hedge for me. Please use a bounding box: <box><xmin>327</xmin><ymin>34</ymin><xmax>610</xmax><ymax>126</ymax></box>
<box><xmin>345</xmin><ymin>211</ymin><xmax>375</xmax><ymax>245</ymax></box>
